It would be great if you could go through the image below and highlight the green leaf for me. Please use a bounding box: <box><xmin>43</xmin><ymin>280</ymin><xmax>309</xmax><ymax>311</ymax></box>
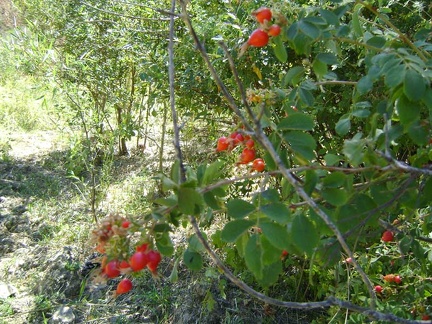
<box><xmin>299</xmin><ymin>20</ymin><xmax>321</xmax><ymax>39</ymax></box>
<box><xmin>261</xmin><ymin>236</ymin><xmax>282</xmax><ymax>265</ymax></box>
<box><xmin>258</xmin><ymin>261</ymin><xmax>283</xmax><ymax>288</ymax></box>
<box><xmin>324</xmin><ymin>153</ymin><xmax>341</xmax><ymax>166</ymax></box>
<box><xmin>155</xmin><ymin>231</ymin><xmax>174</xmax><ymax>256</ymax></box>
<box><xmin>273</xmin><ymin>36</ymin><xmax>287</xmax><ymax>63</ymax></box>
<box><xmin>335</xmin><ymin>117</ymin><xmax>351</xmax><ymax>136</ymax></box>
<box><xmin>188</xmin><ymin>233</ymin><xmax>206</xmax><ymax>252</ymax></box>
<box><xmin>357</xmin><ymin>75</ymin><xmax>373</xmax><ymax>95</ymax></box>
<box><xmin>408</xmin><ymin>120</ymin><xmax>429</xmax><ymax>145</ymax></box>
<box><xmin>396</xmin><ymin>94</ymin><xmax>420</xmax><ymax>127</ymax></box>
<box><xmin>278</xmin><ymin>113</ymin><xmax>315</xmax><ymax>131</ymax></box>
<box><xmin>384</xmin><ymin>65</ymin><xmax>405</xmax><ymax>88</ymax></box>
<box><xmin>260</xmin><ymin>222</ymin><xmax>290</xmax><ymax>249</ymax></box>
<box><xmin>284</xmin><ymin>131</ymin><xmax>316</xmax><ymax>161</ymax></box>
<box><xmin>221</xmin><ymin>219</ymin><xmax>255</xmax><ymax>242</ymax></box>
<box><xmin>283</xmin><ymin>66</ymin><xmax>305</xmax><ymax>86</ymax></box>
<box><xmin>322</xmin><ymin>188</ymin><xmax>349</xmax><ymax>206</ymax></box>
<box><xmin>183</xmin><ymin>249</ymin><xmax>203</xmax><ymax>271</ymax></box>
<box><xmin>316</xmin><ymin>53</ymin><xmax>338</xmax><ymax>65</ymax></box>
<box><xmin>227</xmin><ymin>199</ymin><xmax>256</xmax><ymax>219</ymax></box>
<box><xmin>322</xmin><ymin>172</ymin><xmax>346</xmax><ymax>188</ymax></box>
<box><xmin>312</xmin><ymin>58</ymin><xmax>328</xmax><ymax>79</ymax></box>
<box><xmin>202</xmin><ymin>160</ymin><xmax>224</xmax><ymax>185</ymax></box>
<box><xmin>178</xmin><ymin>187</ymin><xmax>203</xmax><ymax>215</ymax></box>
<box><xmin>404</xmin><ymin>69</ymin><xmax>426</xmax><ymax>101</ymax></box>
<box><xmin>203</xmin><ymin>191</ymin><xmax>221</xmax><ymax>210</ymax></box>
<box><xmin>366</xmin><ymin>36</ymin><xmax>386</xmax><ymax>48</ymax></box>
<box><xmin>352</xmin><ymin>4</ymin><xmax>363</xmax><ymax>37</ymax></box>
<box><xmin>171</xmin><ymin>159</ymin><xmax>181</xmax><ymax>184</ymax></box>
<box><xmin>245</xmin><ymin>234</ymin><xmax>263</xmax><ymax>279</ymax></box>
<box><xmin>291</xmin><ymin>214</ymin><xmax>319</xmax><ymax>256</ymax></box>
<box><xmin>298</xmin><ymin>87</ymin><xmax>315</xmax><ymax>107</ymax></box>
<box><xmin>343</xmin><ymin>137</ymin><xmax>365</xmax><ymax>166</ymax></box>
<box><xmin>260</xmin><ymin>203</ymin><xmax>291</xmax><ymax>224</ymax></box>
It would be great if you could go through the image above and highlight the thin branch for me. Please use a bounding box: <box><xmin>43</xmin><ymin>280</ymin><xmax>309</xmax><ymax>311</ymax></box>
<box><xmin>168</xmin><ymin>0</ymin><xmax>186</xmax><ymax>182</ymax></box>
<box><xmin>315</xmin><ymin>80</ymin><xmax>357</xmax><ymax>86</ymax></box>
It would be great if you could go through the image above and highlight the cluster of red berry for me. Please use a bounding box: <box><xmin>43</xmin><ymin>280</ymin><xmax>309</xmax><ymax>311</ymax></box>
<box><xmin>216</xmin><ymin>131</ymin><xmax>265</xmax><ymax>172</ymax></box>
<box><xmin>247</xmin><ymin>7</ymin><xmax>282</xmax><ymax>48</ymax></box>
<box><xmin>91</xmin><ymin>214</ymin><xmax>162</xmax><ymax>295</ymax></box>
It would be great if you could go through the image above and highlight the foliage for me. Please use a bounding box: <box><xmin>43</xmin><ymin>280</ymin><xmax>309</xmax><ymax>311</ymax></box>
<box><xmin>12</xmin><ymin>0</ymin><xmax>432</xmax><ymax>322</ymax></box>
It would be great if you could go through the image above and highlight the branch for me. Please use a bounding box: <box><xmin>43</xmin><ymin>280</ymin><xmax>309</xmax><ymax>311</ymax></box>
<box><xmin>189</xmin><ymin>216</ymin><xmax>424</xmax><ymax>324</ymax></box>
<box><xmin>168</xmin><ymin>0</ymin><xmax>186</xmax><ymax>182</ymax></box>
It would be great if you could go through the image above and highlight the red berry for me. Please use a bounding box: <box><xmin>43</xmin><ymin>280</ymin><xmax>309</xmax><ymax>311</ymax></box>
<box><xmin>381</xmin><ymin>230</ymin><xmax>394</xmax><ymax>242</ymax></box>
<box><xmin>121</xmin><ymin>220</ymin><xmax>131</xmax><ymax>228</ymax></box>
<box><xmin>129</xmin><ymin>251</ymin><xmax>149</xmax><ymax>272</ymax></box>
<box><xmin>252</xmin><ymin>7</ymin><xmax>272</xmax><ymax>24</ymax></box>
<box><xmin>136</xmin><ymin>243</ymin><xmax>149</xmax><ymax>253</ymax></box>
<box><xmin>394</xmin><ymin>275</ymin><xmax>402</xmax><ymax>284</ymax></box>
<box><xmin>116</xmin><ymin>278</ymin><xmax>133</xmax><ymax>294</ymax></box>
<box><xmin>216</xmin><ymin>136</ymin><xmax>229</xmax><ymax>151</ymax></box>
<box><xmin>245</xmin><ymin>139</ymin><xmax>255</xmax><ymax>149</ymax></box>
<box><xmin>345</xmin><ymin>257</ymin><xmax>353</xmax><ymax>264</ymax></box>
<box><xmin>268</xmin><ymin>24</ymin><xmax>281</xmax><ymax>37</ymax></box>
<box><xmin>239</xmin><ymin>148</ymin><xmax>256</xmax><ymax>164</ymax></box>
<box><xmin>252</xmin><ymin>158</ymin><xmax>265</xmax><ymax>172</ymax></box>
<box><xmin>105</xmin><ymin>260</ymin><xmax>121</xmax><ymax>278</ymax></box>
<box><xmin>147</xmin><ymin>250</ymin><xmax>162</xmax><ymax>273</ymax></box>
<box><xmin>374</xmin><ymin>285</ymin><xmax>383</xmax><ymax>293</ymax></box>
<box><xmin>422</xmin><ymin>314</ymin><xmax>431</xmax><ymax>321</ymax></box>
<box><xmin>229</xmin><ymin>132</ymin><xmax>242</xmax><ymax>146</ymax></box>
<box><xmin>383</xmin><ymin>274</ymin><xmax>395</xmax><ymax>282</ymax></box>
<box><xmin>118</xmin><ymin>260</ymin><xmax>130</xmax><ymax>269</ymax></box>
<box><xmin>235</xmin><ymin>133</ymin><xmax>244</xmax><ymax>143</ymax></box>
<box><xmin>247</xmin><ymin>29</ymin><xmax>269</xmax><ymax>47</ymax></box>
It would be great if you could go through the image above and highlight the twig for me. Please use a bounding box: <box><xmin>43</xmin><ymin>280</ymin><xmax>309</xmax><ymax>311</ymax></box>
<box><xmin>168</xmin><ymin>0</ymin><xmax>186</xmax><ymax>182</ymax></box>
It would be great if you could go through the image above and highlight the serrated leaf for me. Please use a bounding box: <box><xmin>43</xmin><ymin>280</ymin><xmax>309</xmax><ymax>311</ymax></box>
<box><xmin>291</xmin><ymin>214</ymin><xmax>319</xmax><ymax>256</ymax></box>
<box><xmin>404</xmin><ymin>69</ymin><xmax>426</xmax><ymax>101</ymax></box>
<box><xmin>278</xmin><ymin>113</ymin><xmax>315</xmax><ymax>131</ymax></box>
<box><xmin>188</xmin><ymin>233</ymin><xmax>206</xmax><ymax>252</ymax></box>
<box><xmin>221</xmin><ymin>219</ymin><xmax>255</xmax><ymax>242</ymax></box>
<box><xmin>352</xmin><ymin>4</ymin><xmax>363</xmax><ymax>37</ymax></box>
<box><xmin>384</xmin><ymin>64</ymin><xmax>405</xmax><ymax>88</ymax></box>
<box><xmin>171</xmin><ymin>159</ymin><xmax>181</xmax><ymax>184</ymax></box>
<box><xmin>284</xmin><ymin>131</ymin><xmax>316</xmax><ymax>160</ymax></box>
<box><xmin>261</xmin><ymin>236</ymin><xmax>282</xmax><ymax>265</ymax></box>
<box><xmin>245</xmin><ymin>234</ymin><xmax>263</xmax><ymax>279</ymax></box>
<box><xmin>273</xmin><ymin>35</ymin><xmax>287</xmax><ymax>63</ymax></box>
<box><xmin>408</xmin><ymin>120</ymin><xmax>428</xmax><ymax>145</ymax></box>
<box><xmin>183</xmin><ymin>250</ymin><xmax>203</xmax><ymax>271</ymax></box>
<box><xmin>260</xmin><ymin>203</ymin><xmax>291</xmax><ymax>224</ymax></box>
<box><xmin>260</xmin><ymin>222</ymin><xmax>290</xmax><ymax>249</ymax></box>
<box><xmin>178</xmin><ymin>187</ymin><xmax>203</xmax><ymax>215</ymax></box>
<box><xmin>227</xmin><ymin>199</ymin><xmax>256</xmax><ymax>219</ymax></box>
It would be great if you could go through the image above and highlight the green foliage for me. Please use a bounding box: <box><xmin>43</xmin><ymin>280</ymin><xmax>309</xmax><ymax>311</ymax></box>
<box><xmin>13</xmin><ymin>0</ymin><xmax>432</xmax><ymax>322</ymax></box>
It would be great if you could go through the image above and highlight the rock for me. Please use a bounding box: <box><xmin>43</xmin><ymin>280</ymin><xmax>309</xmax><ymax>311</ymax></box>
<box><xmin>0</xmin><ymin>282</ymin><xmax>17</xmax><ymax>298</ymax></box>
<box><xmin>50</xmin><ymin>305</ymin><xmax>75</xmax><ymax>323</ymax></box>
